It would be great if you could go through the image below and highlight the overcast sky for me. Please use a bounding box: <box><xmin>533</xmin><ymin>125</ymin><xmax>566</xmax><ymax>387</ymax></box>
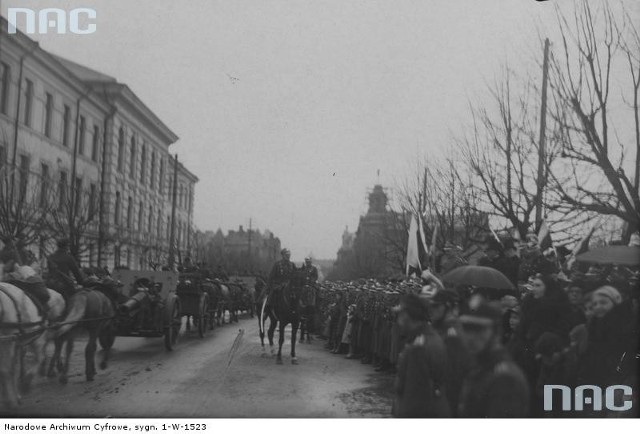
<box><xmin>4</xmin><ymin>0</ymin><xmax>634</xmax><ymax>261</ymax></box>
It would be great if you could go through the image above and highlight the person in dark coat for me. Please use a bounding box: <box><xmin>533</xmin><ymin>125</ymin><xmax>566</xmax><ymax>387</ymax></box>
<box><xmin>46</xmin><ymin>238</ymin><xmax>84</xmax><ymax>299</ymax></box>
<box><xmin>580</xmin><ymin>286</ymin><xmax>638</xmax><ymax>391</ymax></box>
<box><xmin>392</xmin><ymin>293</ymin><xmax>451</xmax><ymax>418</ymax></box>
<box><xmin>518</xmin><ymin>274</ymin><xmax>572</xmax><ymax>382</ymax></box>
<box><xmin>457</xmin><ymin>296</ymin><xmax>530</xmax><ymax>417</ymax></box>
<box><xmin>428</xmin><ymin>289</ymin><xmax>470</xmax><ymax>416</ymax></box>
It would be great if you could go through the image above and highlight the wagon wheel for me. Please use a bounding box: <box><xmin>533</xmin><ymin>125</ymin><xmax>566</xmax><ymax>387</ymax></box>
<box><xmin>164</xmin><ymin>298</ymin><xmax>181</xmax><ymax>351</ymax></box>
<box><xmin>197</xmin><ymin>294</ymin><xmax>209</xmax><ymax>338</ymax></box>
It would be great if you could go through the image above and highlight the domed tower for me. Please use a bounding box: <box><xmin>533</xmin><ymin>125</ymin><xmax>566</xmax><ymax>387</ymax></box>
<box><xmin>367</xmin><ymin>184</ymin><xmax>388</xmax><ymax>214</ymax></box>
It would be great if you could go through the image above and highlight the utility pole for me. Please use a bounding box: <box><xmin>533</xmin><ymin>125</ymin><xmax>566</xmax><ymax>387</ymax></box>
<box><xmin>535</xmin><ymin>38</ymin><xmax>550</xmax><ymax>231</ymax></box>
<box><xmin>168</xmin><ymin>154</ymin><xmax>178</xmax><ymax>268</ymax></box>
<box><xmin>247</xmin><ymin>218</ymin><xmax>252</xmax><ymax>273</ymax></box>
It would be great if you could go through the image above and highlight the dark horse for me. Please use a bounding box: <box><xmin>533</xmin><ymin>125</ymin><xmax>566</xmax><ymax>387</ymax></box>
<box><xmin>271</xmin><ymin>270</ymin><xmax>305</xmax><ymax>365</ymax></box>
<box><xmin>50</xmin><ymin>286</ymin><xmax>115</xmax><ymax>383</ymax></box>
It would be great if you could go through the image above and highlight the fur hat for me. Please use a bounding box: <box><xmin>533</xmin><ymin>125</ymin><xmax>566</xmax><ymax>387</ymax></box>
<box><xmin>593</xmin><ymin>285</ymin><xmax>622</xmax><ymax>305</ymax></box>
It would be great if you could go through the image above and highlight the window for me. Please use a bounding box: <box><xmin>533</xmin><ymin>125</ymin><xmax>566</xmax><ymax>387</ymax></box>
<box><xmin>0</xmin><ymin>63</ymin><xmax>10</xmax><ymax>115</ymax></box>
<box><xmin>18</xmin><ymin>155</ymin><xmax>30</xmax><ymax>197</ymax></box>
<box><xmin>149</xmin><ymin>151</ymin><xmax>156</xmax><ymax>189</ymax></box>
<box><xmin>148</xmin><ymin>205</ymin><xmax>153</xmax><ymax>234</ymax></box>
<box><xmin>58</xmin><ymin>171</ymin><xmax>68</xmax><ymax>210</ymax></box>
<box><xmin>0</xmin><ymin>146</ymin><xmax>6</xmax><ymax>171</ymax></box>
<box><xmin>44</xmin><ymin>92</ymin><xmax>53</xmax><ymax>138</ymax></box>
<box><xmin>78</xmin><ymin>116</ymin><xmax>86</xmax><ymax>156</ymax></box>
<box><xmin>117</xmin><ymin>128</ymin><xmax>125</xmax><ymax>172</ymax></box>
<box><xmin>140</xmin><ymin>144</ymin><xmax>146</xmax><ymax>185</ymax></box>
<box><xmin>158</xmin><ymin>158</ymin><xmax>164</xmax><ymax>195</ymax></box>
<box><xmin>138</xmin><ymin>201</ymin><xmax>144</xmax><ymax>232</ymax></box>
<box><xmin>88</xmin><ymin>183</ymin><xmax>97</xmax><ymax>220</ymax></box>
<box><xmin>114</xmin><ymin>192</ymin><xmax>121</xmax><ymax>225</ymax></box>
<box><xmin>23</xmin><ymin>79</ymin><xmax>33</xmax><ymax>127</ymax></box>
<box><xmin>127</xmin><ymin>197</ymin><xmax>133</xmax><ymax>229</ymax></box>
<box><xmin>129</xmin><ymin>136</ymin><xmax>136</xmax><ymax>178</ymax></box>
<box><xmin>62</xmin><ymin>105</ymin><xmax>71</xmax><ymax>147</ymax></box>
<box><xmin>40</xmin><ymin>163</ymin><xmax>49</xmax><ymax>207</ymax></box>
<box><xmin>91</xmin><ymin>125</ymin><xmax>100</xmax><ymax>162</ymax></box>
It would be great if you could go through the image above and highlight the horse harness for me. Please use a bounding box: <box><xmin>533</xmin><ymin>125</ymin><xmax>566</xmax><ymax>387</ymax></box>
<box><xmin>0</xmin><ymin>284</ymin><xmax>46</xmax><ymax>345</ymax></box>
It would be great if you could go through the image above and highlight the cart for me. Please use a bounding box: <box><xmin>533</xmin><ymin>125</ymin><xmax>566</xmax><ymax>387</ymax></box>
<box><xmin>176</xmin><ymin>273</ymin><xmax>210</xmax><ymax>338</ymax></box>
<box><xmin>100</xmin><ymin>270</ymin><xmax>182</xmax><ymax>351</ymax></box>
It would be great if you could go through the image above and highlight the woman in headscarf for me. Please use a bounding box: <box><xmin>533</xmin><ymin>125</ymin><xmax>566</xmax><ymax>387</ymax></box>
<box><xmin>579</xmin><ymin>285</ymin><xmax>638</xmax><ymax>389</ymax></box>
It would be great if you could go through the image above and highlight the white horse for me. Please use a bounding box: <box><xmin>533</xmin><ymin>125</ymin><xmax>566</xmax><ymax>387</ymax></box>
<box><xmin>0</xmin><ymin>282</ymin><xmax>47</xmax><ymax>410</ymax></box>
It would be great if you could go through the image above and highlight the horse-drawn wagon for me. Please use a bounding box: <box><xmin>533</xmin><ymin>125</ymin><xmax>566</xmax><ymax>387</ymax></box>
<box><xmin>176</xmin><ymin>272</ymin><xmax>211</xmax><ymax>337</ymax></box>
<box><xmin>102</xmin><ymin>270</ymin><xmax>182</xmax><ymax>351</ymax></box>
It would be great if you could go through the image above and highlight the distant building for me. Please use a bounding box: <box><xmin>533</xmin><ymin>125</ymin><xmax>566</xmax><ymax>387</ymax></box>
<box><xmin>198</xmin><ymin>226</ymin><xmax>281</xmax><ymax>275</ymax></box>
<box><xmin>331</xmin><ymin>184</ymin><xmax>406</xmax><ymax>280</ymax></box>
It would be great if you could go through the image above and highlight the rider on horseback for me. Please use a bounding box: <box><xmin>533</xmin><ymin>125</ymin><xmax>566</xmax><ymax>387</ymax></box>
<box><xmin>46</xmin><ymin>238</ymin><xmax>84</xmax><ymax>299</ymax></box>
<box><xmin>268</xmin><ymin>248</ymin><xmax>296</xmax><ymax>298</ymax></box>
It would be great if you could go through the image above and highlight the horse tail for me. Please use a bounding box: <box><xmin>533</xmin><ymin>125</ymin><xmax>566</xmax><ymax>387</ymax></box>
<box><xmin>54</xmin><ymin>293</ymin><xmax>88</xmax><ymax>338</ymax></box>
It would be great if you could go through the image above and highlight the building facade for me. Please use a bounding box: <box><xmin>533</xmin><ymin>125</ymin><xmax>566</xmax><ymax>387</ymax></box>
<box><xmin>0</xmin><ymin>17</ymin><xmax>198</xmax><ymax>270</ymax></box>
<box><xmin>199</xmin><ymin>226</ymin><xmax>282</xmax><ymax>275</ymax></box>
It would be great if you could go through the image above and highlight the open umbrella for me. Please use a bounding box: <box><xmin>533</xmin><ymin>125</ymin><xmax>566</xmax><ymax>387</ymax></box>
<box><xmin>441</xmin><ymin>265</ymin><xmax>515</xmax><ymax>290</ymax></box>
<box><xmin>576</xmin><ymin>246</ymin><xmax>640</xmax><ymax>267</ymax></box>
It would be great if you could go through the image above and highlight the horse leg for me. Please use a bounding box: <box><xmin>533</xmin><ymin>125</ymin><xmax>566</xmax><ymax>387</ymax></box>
<box><xmin>291</xmin><ymin>320</ymin><xmax>299</xmax><ymax>364</ymax></box>
<box><xmin>268</xmin><ymin>317</ymin><xmax>277</xmax><ymax>355</ymax></box>
<box><xmin>99</xmin><ymin>344</ymin><xmax>110</xmax><ymax>371</ymax></box>
<box><xmin>0</xmin><ymin>341</ymin><xmax>20</xmax><ymax>409</ymax></box>
<box><xmin>59</xmin><ymin>334</ymin><xmax>74</xmax><ymax>385</ymax></box>
<box><xmin>299</xmin><ymin>316</ymin><xmax>306</xmax><ymax>343</ymax></box>
<box><xmin>20</xmin><ymin>334</ymin><xmax>45</xmax><ymax>392</ymax></box>
<box><xmin>276</xmin><ymin>322</ymin><xmax>285</xmax><ymax>364</ymax></box>
<box><xmin>48</xmin><ymin>337</ymin><xmax>63</xmax><ymax>378</ymax></box>
<box><xmin>85</xmin><ymin>328</ymin><xmax>98</xmax><ymax>381</ymax></box>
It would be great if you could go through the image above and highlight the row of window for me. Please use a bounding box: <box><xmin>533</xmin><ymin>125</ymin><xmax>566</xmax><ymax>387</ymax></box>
<box><xmin>112</xmin><ymin>191</ymin><xmax>189</xmax><ymax>242</ymax></box>
<box><xmin>0</xmin><ymin>62</ymin><xmax>102</xmax><ymax>163</ymax></box>
<box><xmin>0</xmin><ymin>62</ymin><xmax>194</xmax><ymax>213</ymax></box>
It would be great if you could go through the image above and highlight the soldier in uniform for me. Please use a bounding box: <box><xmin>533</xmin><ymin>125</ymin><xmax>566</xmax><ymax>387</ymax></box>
<box><xmin>268</xmin><ymin>248</ymin><xmax>296</xmax><ymax>295</ymax></box>
<box><xmin>301</xmin><ymin>257</ymin><xmax>318</xmax><ymax>285</ymax></box>
<box><xmin>457</xmin><ymin>296</ymin><xmax>530</xmax><ymax>417</ymax></box>
<box><xmin>46</xmin><ymin>238</ymin><xmax>84</xmax><ymax>299</ymax></box>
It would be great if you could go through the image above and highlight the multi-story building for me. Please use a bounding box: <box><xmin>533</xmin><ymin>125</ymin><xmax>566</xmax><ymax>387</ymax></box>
<box><xmin>199</xmin><ymin>226</ymin><xmax>282</xmax><ymax>275</ymax></box>
<box><xmin>0</xmin><ymin>17</ymin><xmax>198</xmax><ymax>270</ymax></box>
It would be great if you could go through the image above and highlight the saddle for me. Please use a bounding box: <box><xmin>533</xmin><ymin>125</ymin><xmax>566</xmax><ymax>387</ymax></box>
<box><xmin>8</xmin><ymin>277</ymin><xmax>49</xmax><ymax>318</ymax></box>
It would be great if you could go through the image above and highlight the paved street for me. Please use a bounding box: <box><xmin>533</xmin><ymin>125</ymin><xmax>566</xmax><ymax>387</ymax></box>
<box><xmin>7</xmin><ymin>314</ymin><xmax>393</xmax><ymax>418</ymax></box>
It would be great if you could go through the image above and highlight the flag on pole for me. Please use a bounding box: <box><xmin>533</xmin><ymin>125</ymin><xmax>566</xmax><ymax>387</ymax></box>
<box><xmin>489</xmin><ymin>225</ymin><xmax>503</xmax><ymax>247</ymax></box>
<box><xmin>406</xmin><ymin>215</ymin><xmax>423</xmax><ymax>276</ymax></box>
<box><xmin>566</xmin><ymin>226</ymin><xmax>595</xmax><ymax>269</ymax></box>
<box><xmin>418</xmin><ymin>213</ymin><xmax>430</xmax><ymax>256</ymax></box>
<box><xmin>538</xmin><ymin>220</ymin><xmax>553</xmax><ymax>251</ymax></box>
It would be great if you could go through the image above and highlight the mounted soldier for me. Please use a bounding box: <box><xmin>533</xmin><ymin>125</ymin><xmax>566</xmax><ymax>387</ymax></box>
<box><xmin>268</xmin><ymin>248</ymin><xmax>296</xmax><ymax>297</ymax></box>
<box><xmin>46</xmin><ymin>238</ymin><xmax>84</xmax><ymax>300</ymax></box>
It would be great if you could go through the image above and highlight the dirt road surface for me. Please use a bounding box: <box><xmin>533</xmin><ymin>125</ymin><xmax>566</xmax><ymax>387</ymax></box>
<box><xmin>6</xmin><ymin>315</ymin><xmax>393</xmax><ymax>418</ymax></box>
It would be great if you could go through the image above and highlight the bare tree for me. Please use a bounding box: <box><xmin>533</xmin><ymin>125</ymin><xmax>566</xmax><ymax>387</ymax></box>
<box><xmin>45</xmin><ymin>175</ymin><xmax>101</xmax><ymax>261</ymax></box>
<box><xmin>459</xmin><ymin>66</ymin><xmax>568</xmax><ymax>239</ymax></box>
<box><xmin>548</xmin><ymin>0</ymin><xmax>640</xmax><ymax>241</ymax></box>
<box><xmin>0</xmin><ymin>163</ymin><xmax>51</xmax><ymax>248</ymax></box>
